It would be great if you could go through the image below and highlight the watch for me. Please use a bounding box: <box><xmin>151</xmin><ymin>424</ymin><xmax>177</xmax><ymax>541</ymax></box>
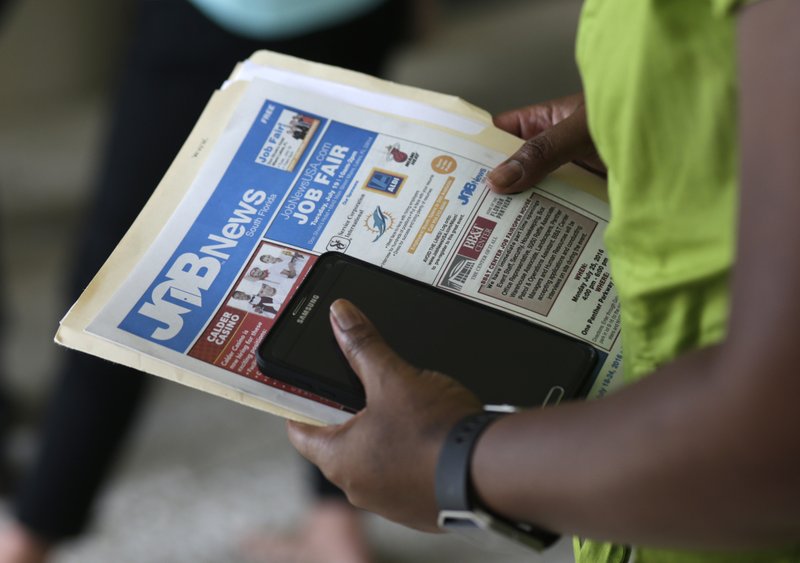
<box><xmin>434</xmin><ymin>410</ymin><xmax>560</xmax><ymax>553</ymax></box>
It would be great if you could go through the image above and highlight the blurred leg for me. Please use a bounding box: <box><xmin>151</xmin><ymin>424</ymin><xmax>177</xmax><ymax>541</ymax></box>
<box><xmin>10</xmin><ymin>0</ymin><xmax>270</xmax><ymax>546</ymax></box>
<box><xmin>3</xmin><ymin>0</ymin><xmax>410</xmax><ymax>559</ymax></box>
<box><xmin>0</xmin><ymin>208</ymin><xmax>12</xmax><ymax>493</ymax></box>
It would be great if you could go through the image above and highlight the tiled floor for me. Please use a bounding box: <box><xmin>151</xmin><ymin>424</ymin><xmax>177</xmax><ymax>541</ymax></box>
<box><xmin>1</xmin><ymin>1</ymin><xmax>582</xmax><ymax>561</ymax></box>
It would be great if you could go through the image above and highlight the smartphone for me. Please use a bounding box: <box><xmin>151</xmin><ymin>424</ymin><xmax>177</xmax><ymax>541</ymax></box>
<box><xmin>256</xmin><ymin>252</ymin><xmax>598</xmax><ymax>412</ymax></box>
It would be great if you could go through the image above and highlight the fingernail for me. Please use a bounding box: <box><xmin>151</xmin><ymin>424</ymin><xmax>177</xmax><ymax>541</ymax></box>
<box><xmin>488</xmin><ymin>160</ymin><xmax>523</xmax><ymax>189</ymax></box>
<box><xmin>330</xmin><ymin>299</ymin><xmax>362</xmax><ymax>331</ymax></box>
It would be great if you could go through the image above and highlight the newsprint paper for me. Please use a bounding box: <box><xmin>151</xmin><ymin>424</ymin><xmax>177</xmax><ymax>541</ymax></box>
<box><xmin>56</xmin><ymin>51</ymin><xmax>624</xmax><ymax>425</ymax></box>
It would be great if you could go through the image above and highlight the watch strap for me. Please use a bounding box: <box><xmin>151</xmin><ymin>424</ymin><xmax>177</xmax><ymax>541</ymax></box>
<box><xmin>435</xmin><ymin>411</ymin><xmax>503</xmax><ymax>512</ymax></box>
<box><xmin>435</xmin><ymin>410</ymin><xmax>560</xmax><ymax>549</ymax></box>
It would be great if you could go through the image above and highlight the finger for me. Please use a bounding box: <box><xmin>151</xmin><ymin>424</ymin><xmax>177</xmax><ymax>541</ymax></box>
<box><xmin>493</xmin><ymin>106</ymin><xmax>554</xmax><ymax>139</ymax></box>
<box><xmin>286</xmin><ymin>419</ymin><xmax>342</xmax><ymax>469</ymax></box>
<box><xmin>488</xmin><ymin>105</ymin><xmax>594</xmax><ymax>194</ymax></box>
<box><xmin>492</xmin><ymin>93</ymin><xmax>584</xmax><ymax>139</ymax></box>
<box><xmin>329</xmin><ymin>299</ymin><xmax>414</xmax><ymax>398</ymax></box>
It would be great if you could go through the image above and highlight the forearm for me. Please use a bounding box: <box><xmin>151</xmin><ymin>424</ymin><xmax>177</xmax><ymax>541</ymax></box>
<box><xmin>471</xmin><ymin>343</ymin><xmax>800</xmax><ymax>549</ymax></box>
<box><xmin>289</xmin><ymin>2</ymin><xmax>800</xmax><ymax>545</ymax></box>
<box><xmin>472</xmin><ymin>0</ymin><xmax>800</xmax><ymax>550</ymax></box>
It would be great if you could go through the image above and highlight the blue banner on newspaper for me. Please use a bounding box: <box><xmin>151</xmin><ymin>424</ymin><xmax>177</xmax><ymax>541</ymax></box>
<box><xmin>266</xmin><ymin>121</ymin><xmax>375</xmax><ymax>249</ymax></box>
<box><xmin>115</xmin><ymin>100</ymin><xmax>337</xmax><ymax>351</ymax></box>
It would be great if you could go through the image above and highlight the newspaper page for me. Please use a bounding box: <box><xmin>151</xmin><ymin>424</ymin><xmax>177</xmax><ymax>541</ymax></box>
<box><xmin>82</xmin><ymin>73</ymin><xmax>623</xmax><ymax>425</ymax></box>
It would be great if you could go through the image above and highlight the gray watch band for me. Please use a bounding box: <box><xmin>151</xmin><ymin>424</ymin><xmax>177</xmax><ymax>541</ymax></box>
<box><xmin>435</xmin><ymin>411</ymin><xmax>502</xmax><ymax>512</ymax></box>
<box><xmin>435</xmin><ymin>411</ymin><xmax>559</xmax><ymax>549</ymax></box>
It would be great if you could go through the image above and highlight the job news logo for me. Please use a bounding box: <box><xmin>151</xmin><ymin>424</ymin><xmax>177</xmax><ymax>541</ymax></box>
<box><xmin>134</xmin><ymin>189</ymin><xmax>267</xmax><ymax>341</ymax></box>
<box><xmin>458</xmin><ymin>167</ymin><xmax>488</xmax><ymax>205</ymax></box>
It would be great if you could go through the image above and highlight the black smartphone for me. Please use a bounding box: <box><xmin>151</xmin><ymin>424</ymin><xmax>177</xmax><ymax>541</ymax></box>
<box><xmin>256</xmin><ymin>252</ymin><xmax>598</xmax><ymax>412</ymax></box>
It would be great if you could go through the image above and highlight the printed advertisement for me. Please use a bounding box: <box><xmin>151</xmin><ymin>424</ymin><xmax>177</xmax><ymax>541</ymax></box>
<box><xmin>88</xmin><ymin>78</ymin><xmax>623</xmax><ymax>422</ymax></box>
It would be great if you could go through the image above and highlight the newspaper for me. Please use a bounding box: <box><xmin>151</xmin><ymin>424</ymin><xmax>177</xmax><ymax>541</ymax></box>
<box><xmin>56</xmin><ymin>51</ymin><xmax>624</xmax><ymax>425</ymax></box>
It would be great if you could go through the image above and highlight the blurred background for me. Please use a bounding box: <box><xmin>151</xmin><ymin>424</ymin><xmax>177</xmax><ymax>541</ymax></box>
<box><xmin>0</xmin><ymin>0</ymin><xmax>582</xmax><ymax>561</ymax></box>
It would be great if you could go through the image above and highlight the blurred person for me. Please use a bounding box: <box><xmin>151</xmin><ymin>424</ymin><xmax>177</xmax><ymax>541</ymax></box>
<box><xmin>0</xmin><ymin>1</ymin><xmax>411</xmax><ymax>562</ymax></box>
<box><xmin>0</xmin><ymin>212</ymin><xmax>12</xmax><ymax>493</ymax></box>
<box><xmin>0</xmin><ymin>0</ymin><xmax>17</xmax><ymax>495</ymax></box>
<box><xmin>288</xmin><ymin>1</ymin><xmax>800</xmax><ymax>563</ymax></box>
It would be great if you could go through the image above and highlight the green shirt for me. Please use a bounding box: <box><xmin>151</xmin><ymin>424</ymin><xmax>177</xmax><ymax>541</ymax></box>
<box><xmin>574</xmin><ymin>0</ymin><xmax>799</xmax><ymax>561</ymax></box>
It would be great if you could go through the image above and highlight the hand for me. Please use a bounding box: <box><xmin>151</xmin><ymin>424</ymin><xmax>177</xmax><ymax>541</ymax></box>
<box><xmin>287</xmin><ymin>299</ymin><xmax>482</xmax><ymax>532</ymax></box>
<box><xmin>487</xmin><ymin>93</ymin><xmax>605</xmax><ymax>194</ymax></box>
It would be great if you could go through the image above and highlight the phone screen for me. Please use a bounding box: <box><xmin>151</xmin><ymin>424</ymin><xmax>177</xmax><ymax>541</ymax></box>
<box><xmin>258</xmin><ymin>253</ymin><xmax>597</xmax><ymax>411</ymax></box>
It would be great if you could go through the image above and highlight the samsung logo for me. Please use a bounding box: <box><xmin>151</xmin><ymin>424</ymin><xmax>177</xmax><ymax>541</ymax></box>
<box><xmin>296</xmin><ymin>294</ymin><xmax>320</xmax><ymax>324</ymax></box>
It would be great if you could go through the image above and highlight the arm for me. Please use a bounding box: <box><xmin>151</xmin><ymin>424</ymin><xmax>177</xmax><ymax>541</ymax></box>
<box><xmin>289</xmin><ymin>0</ymin><xmax>800</xmax><ymax>549</ymax></box>
<box><xmin>475</xmin><ymin>0</ymin><xmax>800</xmax><ymax>547</ymax></box>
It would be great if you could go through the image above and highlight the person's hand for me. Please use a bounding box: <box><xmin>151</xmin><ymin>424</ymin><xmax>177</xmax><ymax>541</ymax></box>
<box><xmin>487</xmin><ymin>93</ymin><xmax>605</xmax><ymax>194</ymax></box>
<box><xmin>287</xmin><ymin>299</ymin><xmax>482</xmax><ymax>532</ymax></box>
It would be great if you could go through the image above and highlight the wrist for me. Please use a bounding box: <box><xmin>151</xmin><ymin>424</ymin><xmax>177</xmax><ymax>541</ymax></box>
<box><xmin>435</xmin><ymin>411</ymin><xmax>504</xmax><ymax>512</ymax></box>
<box><xmin>435</xmin><ymin>411</ymin><xmax>559</xmax><ymax>551</ymax></box>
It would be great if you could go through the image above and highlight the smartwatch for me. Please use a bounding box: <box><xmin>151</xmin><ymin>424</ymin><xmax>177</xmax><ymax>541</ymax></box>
<box><xmin>435</xmin><ymin>410</ymin><xmax>560</xmax><ymax>553</ymax></box>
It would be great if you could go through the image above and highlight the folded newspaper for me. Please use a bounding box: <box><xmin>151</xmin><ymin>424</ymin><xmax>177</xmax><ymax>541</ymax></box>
<box><xmin>56</xmin><ymin>51</ymin><xmax>624</xmax><ymax>425</ymax></box>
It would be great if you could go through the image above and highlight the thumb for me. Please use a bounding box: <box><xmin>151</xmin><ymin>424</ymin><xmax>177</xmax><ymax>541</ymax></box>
<box><xmin>286</xmin><ymin>419</ymin><xmax>343</xmax><ymax>468</ymax></box>
<box><xmin>329</xmin><ymin>299</ymin><xmax>416</xmax><ymax>400</ymax></box>
<box><xmin>488</xmin><ymin>105</ymin><xmax>593</xmax><ymax>194</ymax></box>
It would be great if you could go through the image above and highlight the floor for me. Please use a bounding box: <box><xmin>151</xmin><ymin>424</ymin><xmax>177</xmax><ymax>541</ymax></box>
<box><xmin>0</xmin><ymin>1</ymin><xmax>583</xmax><ymax>561</ymax></box>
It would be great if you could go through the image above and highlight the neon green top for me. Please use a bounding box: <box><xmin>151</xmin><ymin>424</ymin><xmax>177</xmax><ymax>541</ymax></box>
<box><xmin>574</xmin><ymin>0</ymin><xmax>799</xmax><ymax>561</ymax></box>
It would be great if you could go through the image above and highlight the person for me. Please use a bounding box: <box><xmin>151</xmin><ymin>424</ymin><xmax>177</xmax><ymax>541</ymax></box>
<box><xmin>287</xmin><ymin>1</ymin><xmax>800</xmax><ymax>562</ymax></box>
<box><xmin>258</xmin><ymin>250</ymin><xmax>305</xmax><ymax>266</ymax></box>
<box><xmin>0</xmin><ymin>1</ymin><xmax>411</xmax><ymax>562</ymax></box>
<box><xmin>0</xmin><ymin>212</ymin><xmax>12</xmax><ymax>494</ymax></box>
<box><xmin>257</xmin><ymin>283</ymin><xmax>277</xmax><ymax>298</ymax></box>
<box><xmin>279</xmin><ymin>267</ymin><xmax>298</xmax><ymax>279</ymax></box>
<box><xmin>245</xmin><ymin>267</ymin><xmax>271</xmax><ymax>281</ymax></box>
<box><xmin>258</xmin><ymin>255</ymin><xmax>284</xmax><ymax>265</ymax></box>
<box><xmin>231</xmin><ymin>288</ymin><xmax>280</xmax><ymax>316</ymax></box>
<box><xmin>0</xmin><ymin>0</ymin><xmax>17</xmax><ymax>496</ymax></box>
